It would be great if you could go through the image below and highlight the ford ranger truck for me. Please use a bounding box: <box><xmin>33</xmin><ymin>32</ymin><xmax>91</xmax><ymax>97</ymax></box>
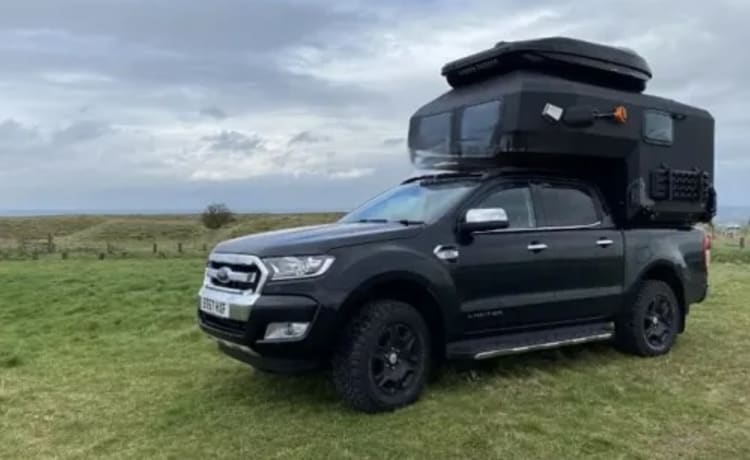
<box><xmin>197</xmin><ymin>170</ymin><xmax>709</xmax><ymax>413</ymax></box>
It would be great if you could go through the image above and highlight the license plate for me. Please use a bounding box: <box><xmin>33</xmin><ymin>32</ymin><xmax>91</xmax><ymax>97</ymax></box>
<box><xmin>200</xmin><ymin>296</ymin><xmax>230</xmax><ymax>318</ymax></box>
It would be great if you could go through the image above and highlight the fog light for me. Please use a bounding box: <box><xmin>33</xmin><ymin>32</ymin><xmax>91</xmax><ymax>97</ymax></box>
<box><xmin>264</xmin><ymin>322</ymin><xmax>309</xmax><ymax>341</ymax></box>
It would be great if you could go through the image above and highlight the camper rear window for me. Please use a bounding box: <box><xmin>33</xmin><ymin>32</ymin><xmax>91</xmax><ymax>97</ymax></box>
<box><xmin>413</xmin><ymin>112</ymin><xmax>451</xmax><ymax>155</ymax></box>
<box><xmin>644</xmin><ymin>110</ymin><xmax>674</xmax><ymax>145</ymax></box>
<box><xmin>459</xmin><ymin>100</ymin><xmax>502</xmax><ymax>157</ymax></box>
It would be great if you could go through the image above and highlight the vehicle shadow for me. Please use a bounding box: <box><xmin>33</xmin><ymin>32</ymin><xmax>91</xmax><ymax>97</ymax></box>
<box><xmin>438</xmin><ymin>341</ymin><xmax>620</xmax><ymax>382</ymax></box>
<box><xmin>202</xmin><ymin>341</ymin><xmax>623</xmax><ymax>411</ymax></box>
<box><xmin>203</xmin><ymin>364</ymin><xmax>340</xmax><ymax>410</ymax></box>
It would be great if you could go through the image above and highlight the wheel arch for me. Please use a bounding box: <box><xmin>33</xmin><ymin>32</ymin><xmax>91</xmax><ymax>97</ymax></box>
<box><xmin>635</xmin><ymin>262</ymin><xmax>687</xmax><ymax>332</ymax></box>
<box><xmin>337</xmin><ymin>271</ymin><xmax>448</xmax><ymax>361</ymax></box>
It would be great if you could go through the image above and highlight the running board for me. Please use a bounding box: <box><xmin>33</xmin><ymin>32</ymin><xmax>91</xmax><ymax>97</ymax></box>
<box><xmin>446</xmin><ymin>322</ymin><xmax>615</xmax><ymax>360</ymax></box>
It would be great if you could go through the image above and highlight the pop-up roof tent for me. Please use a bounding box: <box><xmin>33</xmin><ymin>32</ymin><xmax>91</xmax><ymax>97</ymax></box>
<box><xmin>408</xmin><ymin>37</ymin><xmax>716</xmax><ymax>225</ymax></box>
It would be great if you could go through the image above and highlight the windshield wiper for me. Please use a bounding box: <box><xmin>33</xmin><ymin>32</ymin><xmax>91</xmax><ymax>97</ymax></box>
<box><xmin>396</xmin><ymin>219</ymin><xmax>425</xmax><ymax>226</ymax></box>
<box><xmin>355</xmin><ymin>218</ymin><xmax>424</xmax><ymax>226</ymax></box>
<box><xmin>356</xmin><ymin>218</ymin><xmax>389</xmax><ymax>223</ymax></box>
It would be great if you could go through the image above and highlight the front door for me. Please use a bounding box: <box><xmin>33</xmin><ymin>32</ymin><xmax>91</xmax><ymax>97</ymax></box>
<box><xmin>450</xmin><ymin>182</ymin><xmax>560</xmax><ymax>334</ymax></box>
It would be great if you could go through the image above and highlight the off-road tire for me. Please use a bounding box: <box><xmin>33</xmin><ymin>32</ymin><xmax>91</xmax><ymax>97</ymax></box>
<box><xmin>332</xmin><ymin>300</ymin><xmax>431</xmax><ymax>413</ymax></box>
<box><xmin>616</xmin><ymin>280</ymin><xmax>681</xmax><ymax>357</ymax></box>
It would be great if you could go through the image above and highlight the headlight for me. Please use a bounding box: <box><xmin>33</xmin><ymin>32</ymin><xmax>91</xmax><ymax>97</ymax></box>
<box><xmin>263</xmin><ymin>255</ymin><xmax>335</xmax><ymax>281</ymax></box>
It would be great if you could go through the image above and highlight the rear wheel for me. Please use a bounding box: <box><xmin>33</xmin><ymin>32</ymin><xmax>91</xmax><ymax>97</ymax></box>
<box><xmin>616</xmin><ymin>280</ymin><xmax>681</xmax><ymax>356</ymax></box>
<box><xmin>332</xmin><ymin>300</ymin><xmax>430</xmax><ymax>413</ymax></box>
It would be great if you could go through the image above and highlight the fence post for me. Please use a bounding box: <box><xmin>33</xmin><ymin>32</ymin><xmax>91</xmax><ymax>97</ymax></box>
<box><xmin>178</xmin><ymin>242</ymin><xmax>183</xmax><ymax>253</ymax></box>
<box><xmin>47</xmin><ymin>233</ymin><xmax>55</xmax><ymax>253</ymax></box>
<box><xmin>152</xmin><ymin>243</ymin><xmax>158</xmax><ymax>254</ymax></box>
<box><xmin>202</xmin><ymin>243</ymin><xmax>207</xmax><ymax>252</ymax></box>
<box><xmin>741</xmin><ymin>237</ymin><xmax>745</xmax><ymax>250</ymax></box>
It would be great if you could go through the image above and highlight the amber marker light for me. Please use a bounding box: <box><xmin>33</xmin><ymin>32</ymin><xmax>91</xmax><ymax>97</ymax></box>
<box><xmin>613</xmin><ymin>105</ymin><xmax>628</xmax><ymax>124</ymax></box>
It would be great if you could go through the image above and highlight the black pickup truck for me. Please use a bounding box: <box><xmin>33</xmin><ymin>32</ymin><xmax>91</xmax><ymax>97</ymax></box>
<box><xmin>197</xmin><ymin>169</ymin><xmax>709</xmax><ymax>412</ymax></box>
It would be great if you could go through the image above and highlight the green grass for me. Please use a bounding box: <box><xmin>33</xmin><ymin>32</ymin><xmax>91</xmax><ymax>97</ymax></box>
<box><xmin>0</xmin><ymin>213</ymin><xmax>342</xmax><ymax>259</ymax></box>
<box><xmin>1</xmin><ymin>260</ymin><xmax>749</xmax><ymax>459</ymax></box>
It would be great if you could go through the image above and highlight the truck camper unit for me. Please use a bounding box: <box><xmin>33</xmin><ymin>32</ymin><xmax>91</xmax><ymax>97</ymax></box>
<box><xmin>408</xmin><ymin>37</ymin><xmax>716</xmax><ymax>225</ymax></box>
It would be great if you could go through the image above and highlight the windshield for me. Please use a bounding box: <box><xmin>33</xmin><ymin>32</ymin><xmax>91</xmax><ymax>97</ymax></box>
<box><xmin>340</xmin><ymin>180</ymin><xmax>478</xmax><ymax>224</ymax></box>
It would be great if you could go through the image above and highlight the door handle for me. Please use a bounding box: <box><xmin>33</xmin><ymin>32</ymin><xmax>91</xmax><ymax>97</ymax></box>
<box><xmin>433</xmin><ymin>245</ymin><xmax>459</xmax><ymax>262</ymax></box>
<box><xmin>527</xmin><ymin>243</ymin><xmax>548</xmax><ymax>252</ymax></box>
<box><xmin>596</xmin><ymin>238</ymin><xmax>614</xmax><ymax>248</ymax></box>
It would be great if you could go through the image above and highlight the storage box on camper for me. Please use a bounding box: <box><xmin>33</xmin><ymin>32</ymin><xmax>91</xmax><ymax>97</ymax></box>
<box><xmin>407</xmin><ymin>37</ymin><xmax>716</xmax><ymax>224</ymax></box>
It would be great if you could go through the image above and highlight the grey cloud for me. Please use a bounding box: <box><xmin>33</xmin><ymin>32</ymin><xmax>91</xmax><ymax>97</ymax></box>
<box><xmin>199</xmin><ymin>107</ymin><xmax>228</xmax><ymax>120</ymax></box>
<box><xmin>288</xmin><ymin>130</ymin><xmax>332</xmax><ymax>145</ymax></box>
<box><xmin>202</xmin><ymin>130</ymin><xmax>264</xmax><ymax>152</ymax></box>
<box><xmin>382</xmin><ymin>137</ymin><xmax>404</xmax><ymax>147</ymax></box>
<box><xmin>0</xmin><ymin>1</ymin><xmax>373</xmax><ymax>53</ymax></box>
<box><xmin>52</xmin><ymin>120</ymin><xmax>113</xmax><ymax>145</ymax></box>
<box><xmin>2</xmin><ymin>0</ymin><xmax>749</xmax><ymax>211</ymax></box>
<box><xmin>0</xmin><ymin>118</ymin><xmax>40</xmax><ymax>145</ymax></box>
<box><xmin>0</xmin><ymin>6</ymin><xmax>383</xmax><ymax>118</ymax></box>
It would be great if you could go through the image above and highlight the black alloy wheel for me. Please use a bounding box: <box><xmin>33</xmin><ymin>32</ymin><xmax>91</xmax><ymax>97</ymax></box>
<box><xmin>370</xmin><ymin>323</ymin><xmax>422</xmax><ymax>395</ymax></box>
<box><xmin>332</xmin><ymin>300</ymin><xmax>431</xmax><ymax>413</ymax></box>
<box><xmin>643</xmin><ymin>294</ymin><xmax>676</xmax><ymax>351</ymax></box>
<box><xmin>615</xmin><ymin>280</ymin><xmax>681</xmax><ymax>357</ymax></box>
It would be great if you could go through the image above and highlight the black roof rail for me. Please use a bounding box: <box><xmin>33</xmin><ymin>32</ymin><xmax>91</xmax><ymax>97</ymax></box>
<box><xmin>400</xmin><ymin>171</ymin><xmax>487</xmax><ymax>185</ymax></box>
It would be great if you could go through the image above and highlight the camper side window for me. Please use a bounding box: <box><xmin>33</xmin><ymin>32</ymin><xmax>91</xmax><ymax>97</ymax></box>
<box><xmin>414</xmin><ymin>112</ymin><xmax>452</xmax><ymax>155</ymax></box>
<box><xmin>537</xmin><ymin>184</ymin><xmax>599</xmax><ymax>228</ymax></box>
<box><xmin>644</xmin><ymin>110</ymin><xmax>674</xmax><ymax>145</ymax></box>
<box><xmin>459</xmin><ymin>100</ymin><xmax>502</xmax><ymax>157</ymax></box>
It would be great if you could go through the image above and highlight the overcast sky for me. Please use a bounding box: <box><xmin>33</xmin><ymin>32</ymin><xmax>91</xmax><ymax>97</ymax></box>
<box><xmin>1</xmin><ymin>0</ymin><xmax>748</xmax><ymax>213</ymax></box>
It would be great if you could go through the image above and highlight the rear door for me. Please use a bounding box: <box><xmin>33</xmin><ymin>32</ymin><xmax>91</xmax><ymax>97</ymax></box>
<box><xmin>532</xmin><ymin>180</ymin><xmax>625</xmax><ymax>321</ymax></box>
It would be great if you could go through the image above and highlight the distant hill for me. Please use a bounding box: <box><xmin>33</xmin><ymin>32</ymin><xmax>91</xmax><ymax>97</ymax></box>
<box><xmin>0</xmin><ymin>213</ymin><xmax>342</xmax><ymax>259</ymax></box>
<box><xmin>717</xmin><ymin>206</ymin><xmax>750</xmax><ymax>225</ymax></box>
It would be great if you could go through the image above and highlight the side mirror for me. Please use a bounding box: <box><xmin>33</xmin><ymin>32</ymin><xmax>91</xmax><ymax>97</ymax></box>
<box><xmin>563</xmin><ymin>105</ymin><xmax>597</xmax><ymax>127</ymax></box>
<box><xmin>460</xmin><ymin>208</ymin><xmax>509</xmax><ymax>233</ymax></box>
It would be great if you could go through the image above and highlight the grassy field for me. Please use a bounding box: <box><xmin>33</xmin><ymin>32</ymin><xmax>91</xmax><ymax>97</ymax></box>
<box><xmin>1</xmin><ymin>257</ymin><xmax>749</xmax><ymax>459</ymax></box>
<box><xmin>3</xmin><ymin>215</ymin><xmax>748</xmax><ymax>263</ymax></box>
<box><xmin>0</xmin><ymin>213</ymin><xmax>342</xmax><ymax>259</ymax></box>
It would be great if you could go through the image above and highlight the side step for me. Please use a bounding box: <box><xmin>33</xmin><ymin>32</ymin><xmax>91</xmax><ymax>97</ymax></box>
<box><xmin>447</xmin><ymin>322</ymin><xmax>615</xmax><ymax>360</ymax></box>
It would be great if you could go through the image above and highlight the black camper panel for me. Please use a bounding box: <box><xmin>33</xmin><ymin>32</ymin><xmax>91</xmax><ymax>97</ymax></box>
<box><xmin>408</xmin><ymin>70</ymin><xmax>715</xmax><ymax>225</ymax></box>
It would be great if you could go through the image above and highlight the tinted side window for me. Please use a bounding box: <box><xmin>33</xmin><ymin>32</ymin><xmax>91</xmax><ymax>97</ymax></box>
<box><xmin>644</xmin><ymin>110</ymin><xmax>673</xmax><ymax>145</ymax></box>
<box><xmin>459</xmin><ymin>100</ymin><xmax>501</xmax><ymax>157</ymax></box>
<box><xmin>475</xmin><ymin>186</ymin><xmax>535</xmax><ymax>228</ymax></box>
<box><xmin>537</xmin><ymin>184</ymin><xmax>599</xmax><ymax>227</ymax></box>
<box><xmin>413</xmin><ymin>112</ymin><xmax>451</xmax><ymax>154</ymax></box>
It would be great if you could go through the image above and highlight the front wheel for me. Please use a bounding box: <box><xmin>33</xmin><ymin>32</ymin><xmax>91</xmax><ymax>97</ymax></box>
<box><xmin>616</xmin><ymin>280</ymin><xmax>681</xmax><ymax>356</ymax></box>
<box><xmin>332</xmin><ymin>300</ymin><xmax>431</xmax><ymax>413</ymax></box>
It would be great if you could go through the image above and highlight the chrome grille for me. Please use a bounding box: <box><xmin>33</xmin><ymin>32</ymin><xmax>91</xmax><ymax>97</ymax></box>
<box><xmin>205</xmin><ymin>254</ymin><xmax>268</xmax><ymax>293</ymax></box>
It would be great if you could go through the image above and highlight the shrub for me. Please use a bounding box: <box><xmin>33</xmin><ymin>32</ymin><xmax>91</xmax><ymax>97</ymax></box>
<box><xmin>201</xmin><ymin>203</ymin><xmax>235</xmax><ymax>230</ymax></box>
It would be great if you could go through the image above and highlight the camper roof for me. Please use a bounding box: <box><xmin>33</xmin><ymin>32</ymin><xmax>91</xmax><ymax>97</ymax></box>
<box><xmin>442</xmin><ymin>36</ymin><xmax>652</xmax><ymax>92</ymax></box>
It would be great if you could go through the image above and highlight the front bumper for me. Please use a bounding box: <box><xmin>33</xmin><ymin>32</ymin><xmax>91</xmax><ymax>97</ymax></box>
<box><xmin>197</xmin><ymin>287</ymin><xmax>336</xmax><ymax>371</ymax></box>
<box><xmin>215</xmin><ymin>340</ymin><xmax>321</xmax><ymax>374</ymax></box>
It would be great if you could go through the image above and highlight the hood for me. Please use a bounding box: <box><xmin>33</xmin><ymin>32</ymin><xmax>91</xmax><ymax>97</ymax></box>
<box><xmin>213</xmin><ymin>222</ymin><xmax>422</xmax><ymax>256</ymax></box>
